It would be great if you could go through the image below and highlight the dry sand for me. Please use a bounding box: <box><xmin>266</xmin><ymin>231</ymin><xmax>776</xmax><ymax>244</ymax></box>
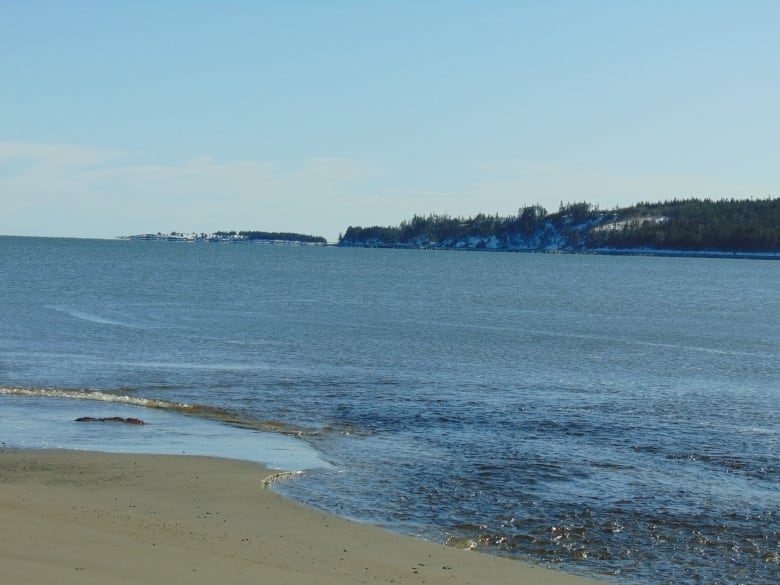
<box><xmin>0</xmin><ymin>449</ymin><xmax>608</xmax><ymax>585</ymax></box>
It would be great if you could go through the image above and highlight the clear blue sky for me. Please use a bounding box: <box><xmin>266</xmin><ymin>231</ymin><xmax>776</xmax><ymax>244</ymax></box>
<box><xmin>2</xmin><ymin>1</ymin><xmax>778</xmax><ymax>240</ymax></box>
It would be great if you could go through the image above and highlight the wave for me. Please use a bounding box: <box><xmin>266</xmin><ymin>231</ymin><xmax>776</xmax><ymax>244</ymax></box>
<box><xmin>526</xmin><ymin>329</ymin><xmax>774</xmax><ymax>359</ymax></box>
<box><xmin>0</xmin><ymin>386</ymin><xmax>317</xmax><ymax>437</ymax></box>
<box><xmin>47</xmin><ymin>306</ymin><xmax>142</xmax><ymax>328</ymax></box>
<box><xmin>116</xmin><ymin>361</ymin><xmax>260</xmax><ymax>372</ymax></box>
<box><xmin>0</xmin><ymin>385</ymin><xmax>180</xmax><ymax>408</ymax></box>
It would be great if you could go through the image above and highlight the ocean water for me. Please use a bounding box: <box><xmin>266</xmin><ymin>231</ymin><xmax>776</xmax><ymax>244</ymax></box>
<box><xmin>1</xmin><ymin>236</ymin><xmax>778</xmax><ymax>584</ymax></box>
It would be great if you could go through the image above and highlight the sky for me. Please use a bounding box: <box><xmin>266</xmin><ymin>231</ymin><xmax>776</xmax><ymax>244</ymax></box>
<box><xmin>1</xmin><ymin>1</ymin><xmax>779</xmax><ymax>241</ymax></box>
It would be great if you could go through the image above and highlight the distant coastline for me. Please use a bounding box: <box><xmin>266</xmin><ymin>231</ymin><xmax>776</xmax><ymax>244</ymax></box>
<box><xmin>119</xmin><ymin>230</ymin><xmax>327</xmax><ymax>245</ymax></box>
<box><xmin>338</xmin><ymin>197</ymin><xmax>780</xmax><ymax>259</ymax></box>
<box><xmin>117</xmin><ymin>197</ymin><xmax>780</xmax><ymax>259</ymax></box>
<box><xmin>115</xmin><ymin>233</ymin><xmax>780</xmax><ymax>259</ymax></box>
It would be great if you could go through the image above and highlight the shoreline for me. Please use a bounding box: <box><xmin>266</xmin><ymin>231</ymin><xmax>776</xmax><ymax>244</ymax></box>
<box><xmin>337</xmin><ymin>242</ymin><xmax>780</xmax><ymax>260</ymax></box>
<box><xmin>0</xmin><ymin>449</ymin><xmax>609</xmax><ymax>585</ymax></box>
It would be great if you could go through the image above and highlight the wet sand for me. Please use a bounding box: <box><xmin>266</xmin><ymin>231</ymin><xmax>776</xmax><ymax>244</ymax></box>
<box><xmin>0</xmin><ymin>450</ymin><xmax>608</xmax><ymax>585</ymax></box>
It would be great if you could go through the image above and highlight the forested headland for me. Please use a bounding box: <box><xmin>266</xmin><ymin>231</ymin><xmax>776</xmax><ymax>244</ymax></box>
<box><xmin>338</xmin><ymin>197</ymin><xmax>780</xmax><ymax>255</ymax></box>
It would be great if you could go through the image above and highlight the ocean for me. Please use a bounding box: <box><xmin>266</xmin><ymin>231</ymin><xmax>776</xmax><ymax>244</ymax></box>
<box><xmin>1</xmin><ymin>236</ymin><xmax>777</xmax><ymax>584</ymax></box>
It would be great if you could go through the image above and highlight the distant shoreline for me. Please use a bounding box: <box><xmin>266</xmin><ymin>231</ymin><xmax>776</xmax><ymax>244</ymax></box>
<box><xmin>336</xmin><ymin>242</ymin><xmax>780</xmax><ymax>260</ymax></box>
<box><xmin>2</xmin><ymin>234</ymin><xmax>776</xmax><ymax>259</ymax></box>
<box><xmin>578</xmin><ymin>247</ymin><xmax>780</xmax><ymax>260</ymax></box>
<box><xmin>118</xmin><ymin>231</ymin><xmax>327</xmax><ymax>245</ymax></box>
<box><xmin>338</xmin><ymin>197</ymin><xmax>780</xmax><ymax>257</ymax></box>
<box><xmin>3</xmin><ymin>234</ymin><xmax>774</xmax><ymax>259</ymax></box>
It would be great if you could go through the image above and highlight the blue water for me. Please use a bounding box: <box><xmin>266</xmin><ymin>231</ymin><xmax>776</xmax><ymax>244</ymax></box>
<box><xmin>1</xmin><ymin>236</ymin><xmax>778</xmax><ymax>584</ymax></box>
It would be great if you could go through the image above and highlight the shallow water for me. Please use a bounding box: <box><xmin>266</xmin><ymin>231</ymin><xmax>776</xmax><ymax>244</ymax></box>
<box><xmin>1</xmin><ymin>236</ymin><xmax>778</xmax><ymax>584</ymax></box>
<box><xmin>0</xmin><ymin>391</ymin><xmax>330</xmax><ymax>470</ymax></box>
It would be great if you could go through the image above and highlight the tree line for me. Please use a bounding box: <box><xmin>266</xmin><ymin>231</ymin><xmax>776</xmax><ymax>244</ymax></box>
<box><xmin>589</xmin><ymin>198</ymin><xmax>780</xmax><ymax>251</ymax></box>
<box><xmin>338</xmin><ymin>197</ymin><xmax>780</xmax><ymax>253</ymax></box>
<box><xmin>215</xmin><ymin>230</ymin><xmax>327</xmax><ymax>244</ymax></box>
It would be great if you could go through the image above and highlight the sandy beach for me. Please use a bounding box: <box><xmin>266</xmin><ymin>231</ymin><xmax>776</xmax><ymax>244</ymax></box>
<box><xmin>0</xmin><ymin>449</ymin><xmax>608</xmax><ymax>585</ymax></box>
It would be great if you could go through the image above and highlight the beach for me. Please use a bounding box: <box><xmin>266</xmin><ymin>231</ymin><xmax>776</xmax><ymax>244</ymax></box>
<box><xmin>0</xmin><ymin>449</ymin><xmax>607</xmax><ymax>585</ymax></box>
